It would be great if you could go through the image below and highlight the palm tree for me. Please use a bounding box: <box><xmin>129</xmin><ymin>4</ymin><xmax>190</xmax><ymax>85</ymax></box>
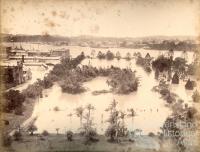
<box><xmin>127</xmin><ymin>108</ymin><xmax>136</xmax><ymax>131</ymax></box>
<box><xmin>120</xmin><ymin>111</ymin><xmax>126</xmax><ymax>136</ymax></box>
<box><xmin>91</xmin><ymin>50</ymin><xmax>96</xmax><ymax>59</ymax></box>
<box><xmin>106</xmin><ymin>99</ymin><xmax>118</xmax><ymax>112</ymax></box>
<box><xmin>181</xmin><ymin>50</ymin><xmax>188</xmax><ymax>61</ymax></box>
<box><xmin>86</xmin><ymin>104</ymin><xmax>95</xmax><ymax>120</ymax></box>
<box><xmin>55</xmin><ymin>128</ymin><xmax>59</xmax><ymax>135</ymax></box>
<box><xmin>116</xmin><ymin>51</ymin><xmax>121</xmax><ymax>60</ymax></box>
<box><xmin>75</xmin><ymin>106</ymin><xmax>84</xmax><ymax>127</ymax></box>
<box><xmin>125</xmin><ymin>52</ymin><xmax>131</xmax><ymax>60</ymax></box>
<box><xmin>67</xmin><ymin>113</ymin><xmax>73</xmax><ymax>123</ymax></box>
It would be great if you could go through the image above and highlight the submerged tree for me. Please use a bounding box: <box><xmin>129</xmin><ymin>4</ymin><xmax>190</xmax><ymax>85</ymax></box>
<box><xmin>192</xmin><ymin>90</ymin><xmax>200</xmax><ymax>102</ymax></box>
<box><xmin>172</xmin><ymin>72</ymin><xmax>179</xmax><ymax>84</ymax></box>
<box><xmin>105</xmin><ymin>99</ymin><xmax>127</xmax><ymax>142</ymax></box>
<box><xmin>116</xmin><ymin>51</ymin><xmax>121</xmax><ymax>60</ymax></box>
<box><xmin>185</xmin><ymin>79</ymin><xmax>195</xmax><ymax>90</ymax></box>
<box><xmin>81</xmin><ymin>104</ymin><xmax>98</xmax><ymax>144</ymax></box>
<box><xmin>106</xmin><ymin>50</ymin><xmax>114</xmax><ymax>60</ymax></box>
<box><xmin>75</xmin><ymin>106</ymin><xmax>84</xmax><ymax>127</ymax></box>
<box><xmin>27</xmin><ymin>124</ymin><xmax>38</xmax><ymax>135</ymax></box>
<box><xmin>91</xmin><ymin>50</ymin><xmax>96</xmax><ymax>59</ymax></box>
<box><xmin>125</xmin><ymin>52</ymin><xmax>131</xmax><ymax>60</ymax></box>
<box><xmin>127</xmin><ymin>108</ymin><xmax>136</xmax><ymax>131</ymax></box>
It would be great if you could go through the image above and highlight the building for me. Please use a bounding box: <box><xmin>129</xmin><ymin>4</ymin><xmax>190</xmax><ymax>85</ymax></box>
<box><xmin>7</xmin><ymin>49</ymin><xmax>28</xmax><ymax>58</ymax></box>
<box><xmin>0</xmin><ymin>61</ymin><xmax>32</xmax><ymax>88</ymax></box>
<box><xmin>28</xmin><ymin>50</ymin><xmax>51</xmax><ymax>57</ymax></box>
<box><xmin>50</xmin><ymin>48</ymin><xmax>70</xmax><ymax>58</ymax></box>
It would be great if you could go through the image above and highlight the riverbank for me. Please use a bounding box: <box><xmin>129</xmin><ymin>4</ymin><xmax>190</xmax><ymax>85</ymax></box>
<box><xmin>2</xmin><ymin>133</ymin><xmax>181</xmax><ymax>152</ymax></box>
<box><xmin>2</xmin><ymin>97</ymin><xmax>36</xmax><ymax>134</ymax></box>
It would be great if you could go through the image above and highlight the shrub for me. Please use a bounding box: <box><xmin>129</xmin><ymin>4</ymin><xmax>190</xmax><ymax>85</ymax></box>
<box><xmin>185</xmin><ymin>79</ymin><xmax>194</xmax><ymax>90</ymax></box>
<box><xmin>66</xmin><ymin>131</ymin><xmax>73</xmax><ymax>141</ymax></box>
<box><xmin>192</xmin><ymin>90</ymin><xmax>200</xmax><ymax>102</ymax></box>
<box><xmin>97</xmin><ymin>51</ymin><xmax>106</xmax><ymax>59</ymax></box>
<box><xmin>13</xmin><ymin>131</ymin><xmax>22</xmax><ymax>141</ymax></box>
<box><xmin>2</xmin><ymin>134</ymin><xmax>12</xmax><ymax>147</ymax></box>
<box><xmin>3</xmin><ymin>90</ymin><xmax>25</xmax><ymax>113</ymax></box>
<box><xmin>14</xmin><ymin>106</ymin><xmax>23</xmax><ymax>115</ymax></box>
<box><xmin>106</xmin><ymin>51</ymin><xmax>114</xmax><ymax>60</ymax></box>
<box><xmin>27</xmin><ymin>124</ymin><xmax>38</xmax><ymax>135</ymax></box>
<box><xmin>42</xmin><ymin>130</ymin><xmax>49</xmax><ymax>136</ymax></box>
<box><xmin>148</xmin><ymin>132</ymin><xmax>155</xmax><ymax>137</ymax></box>
<box><xmin>84</xmin><ymin>129</ymin><xmax>98</xmax><ymax>144</ymax></box>
<box><xmin>172</xmin><ymin>73</ymin><xmax>179</xmax><ymax>84</ymax></box>
<box><xmin>53</xmin><ymin>106</ymin><xmax>60</xmax><ymax>111</ymax></box>
<box><xmin>22</xmin><ymin>83</ymin><xmax>43</xmax><ymax>98</ymax></box>
<box><xmin>152</xmin><ymin>55</ymin><xmax>171</xmax><ymax>72</ymax></box>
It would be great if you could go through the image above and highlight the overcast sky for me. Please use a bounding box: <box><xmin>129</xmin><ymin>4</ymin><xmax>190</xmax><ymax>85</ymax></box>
<box><xmin>1</xmin><ymin>0</ymin><xmax>199</xmax><ymax>37</ymax></box>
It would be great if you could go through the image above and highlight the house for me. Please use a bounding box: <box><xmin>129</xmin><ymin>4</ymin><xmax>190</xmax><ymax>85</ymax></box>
<box><xmin>1</xmin><ymin>61</ymin><xmax>32</xmax><ymax>88</ymax></box>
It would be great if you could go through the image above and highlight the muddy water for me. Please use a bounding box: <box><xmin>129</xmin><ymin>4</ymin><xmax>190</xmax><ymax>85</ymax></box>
<box><xmin>32</xmin><ymin>56</ymin><xmax>194</xmax><ymax>135</ymax></box>
<box><xmin>6</xmin><ymin>43</ymin><xmax>194</xmax><ymax>135</ymax></box>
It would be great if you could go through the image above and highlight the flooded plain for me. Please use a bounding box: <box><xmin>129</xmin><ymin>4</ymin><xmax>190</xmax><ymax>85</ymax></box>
<box><xmin>18</xmin><ymin>47</ymin><xmax>193</xmax><ymax>135</ymax></box>
<box><xmin>5</xmin><ymin>43</ymin><xmax>195</xmax><ymax>135</ymax></box>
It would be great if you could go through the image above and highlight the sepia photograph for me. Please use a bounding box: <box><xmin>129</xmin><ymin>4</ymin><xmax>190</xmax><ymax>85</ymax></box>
<box><xmin>0</xmin><ymin>0</ymin><xmax>200</xmax><ymax>152</ymax></box>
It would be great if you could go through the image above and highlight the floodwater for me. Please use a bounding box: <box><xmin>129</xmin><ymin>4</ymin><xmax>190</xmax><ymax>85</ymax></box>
<box><xmin>6</xmin><ymin>43</ymin><xmax>195</xmax><ymax>135</ymax></box>
<box><xmin>31</xmin><ymin>49</ymin><xmax>195</xmax><ymax>135</ymax></box>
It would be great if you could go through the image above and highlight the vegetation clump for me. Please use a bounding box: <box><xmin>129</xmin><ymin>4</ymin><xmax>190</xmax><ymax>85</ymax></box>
<box><xmin>2</xmin><ymin>133</ymin><xmax>12</xmax><ymax>147</ymax></box>
<box><xmin>97</xmin><ymin>51</ymin><xmax>106</xmax><ymax>59</ymax></box>
<box><xmin>185</xmin><ymin>79</ymin><xmax>195</xmax><ymax>90</ymax></box>
<box><xmin>136</xmin><ymin>53</ymin><xmax>153</xmax><ymax>73</ymax></box>
<box><xmin>192</xmin><ymin>90</ymin><xmax>200</xmax><ymax>102</ymax></box>
<box><xmin>172</xmin><ymin>72</ymin><xmax>179</xmax><ymax>84</ymax></box>
<box><xmin>13</xmin><ymin>131</ymin><xmax>22</xmax><ymax>141</ymax></box>
<box><xmin>3</xmin><ymin>90</ymin><xmax>25</xmax><ymax>114</ymax></box>
<box><xmin>66</xmin><ymin>131</ymin><xmax>73</xmax><ymax>141</ymax></box>
<box><xmin>152</xmin><ymin>55</ymin><xmax>171</xmax><ymax>72</ymax></box>
<box><xmin>125</xmin><ymin>52</ymin><xmax>131</xmax><ymax>60</ymax></box>
<box><xmin>27</xmin><ymin>124</ymin><xmax>38</xmax><ymax>135</ymax></box>
<box><xmin>42</xmin><ymin>130</ymin><xmax>49</xmax><ymax>136</ymax></box>
<box><xmin>80</xmin><ymin>104</ymin><xmax>99</xmax><ymax>144</ymax></box>
<box><xmin>106</xmin><ymin>50</ymin><xmax>114</xmax><ymax>60</ymax></box>
<box><xmin>105</xmin><ymin>100</ymin><xmax>128</xmax><ymax>142</ymax></box>
<box><xmin>107</xmin><ymin>68</ymin><xmax>139</xmax><ymax>94</ymax></box>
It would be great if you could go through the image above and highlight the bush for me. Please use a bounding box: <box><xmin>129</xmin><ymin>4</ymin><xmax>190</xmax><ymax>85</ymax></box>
<box><xmin>97</xmin><ymin>51</ymin><xmax>106</xmax><ymax>59</ymax></box>
<box><xmin>66</xmin><ymin>131</ymin><xmax>73</xmax><ymax>141</ymax></box>
<box><xmin>192</xmin><ymin>90</ymin><xmax>200</xmax><ymax>102</ymax></box>
<box><xmin>27</xmin><ymin>124</ymin><xmax>38</xmax><ymax>135</ymax></box>
<box><xmin>3</xmin><ymin>90</ymin><xmax>25</xmax><ymax>113</ymax></box>
<box><xmin>152</xmin><ymin>55</ymin><xmax>171</xmax><ymax>72</ymax></box>
<box><xmin>42</xmin><ymin>130</ymin><xmax>49</xmax><ymax>136</ymax></box>
<box><xmin>22</xmin><ymin>83</ymin><xmax>43</xmax><ymax>98</ymax></box>
<box><xmin>172</xmin><ymin>73</ymin><xmax>179</xmax><ymax>84</ymax></box>
<box><xmin>84</xmin><ymin>129</ymin><xmax>98</xmax><ymax>144</ymax></box>
<box><xmin>53</xmin><ymin>106</ymin><xmax>60</xmax><ymax>111</ymax></box>
<box><xmin>13</xmin><ymin>131</ymin><xmax>22</xmax><ymax>141</ymax></box>
<box><xmin>185</xmin><ymin>79</ymin><xmax>194</xmax><ymax>90</ymax></box>
<box><xmin>14</xmin><ymin>106</ymin><xmax>23</xmax><ymax>115</ymax></box>
<box><xmin>2</xmin><ymin>134</ymin><xmax>12</xmax><ymax>147</ymax></box>
<box><xmin>106</xmin><ymin>51</ymin><xmax>114</xmax><ymax>60</ymax></box>
<box><xmin>148</xmin><ymin>132</ymin><xmax>155</xmax><ymax>137</ymax></box>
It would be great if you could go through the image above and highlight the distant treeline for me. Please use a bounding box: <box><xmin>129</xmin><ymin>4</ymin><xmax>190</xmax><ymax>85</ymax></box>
<box><xmin>1</xmin><ymin>34</ymin><xmax>70</xmax><ymax>43</ymax></box>
<box><xmin>2</xmin><ymin>34</ymin><xmax>198</xmax><ymax>51</ymax></box>
<box><xmin>147</xmin><ymin>40</ymin><xmax>198</xmax><ymax>51</ymax></box>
